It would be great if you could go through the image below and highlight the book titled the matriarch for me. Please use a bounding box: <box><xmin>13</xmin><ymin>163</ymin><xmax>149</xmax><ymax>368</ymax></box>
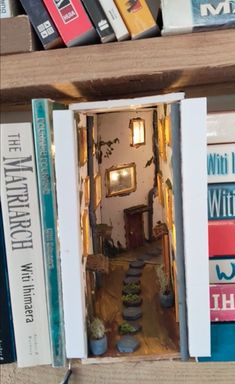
<box><xmin>0</xmin><ymin>123</ymin><xmax>51</xmax><ymax>368</ymax></box>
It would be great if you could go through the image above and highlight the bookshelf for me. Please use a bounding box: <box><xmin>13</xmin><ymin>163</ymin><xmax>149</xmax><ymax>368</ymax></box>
<box><xmin>1</xmin><ymin>29</ymin><xmax>235</xmax><ymax>110</ymax></box>
<box><xmin>1</xmin><ymin>27</ymin><xmax>235</xmax><ymax>384</ymax></box>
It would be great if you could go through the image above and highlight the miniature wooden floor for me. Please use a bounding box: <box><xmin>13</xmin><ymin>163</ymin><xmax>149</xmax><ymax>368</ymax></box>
<box><xmin>94</xmin><ymin>241</ymin><xmax>180</xmax><ymax>359</ymax></box>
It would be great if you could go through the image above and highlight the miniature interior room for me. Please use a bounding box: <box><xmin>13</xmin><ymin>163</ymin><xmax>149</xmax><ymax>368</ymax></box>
<box><xmin>77</xmin><ymin>101</ymin><xmax>180</xmax><ymax>359</ymax></box>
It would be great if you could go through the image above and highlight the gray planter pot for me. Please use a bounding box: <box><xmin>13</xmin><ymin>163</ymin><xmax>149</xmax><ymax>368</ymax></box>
<box><xmin>159</xmin><ymin>291</ymin><xmax>174</xmax><ymax>308</ymax></box>
<box><xmin>89</xmin><ymin>334</ymin><xmax>107</xmax><ymax>356</ymax></box>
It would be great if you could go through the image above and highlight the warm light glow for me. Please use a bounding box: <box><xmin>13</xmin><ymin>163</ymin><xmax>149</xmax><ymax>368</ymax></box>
<box><xmin>110</xmin><ymin>171</ymin><xmax>119</xmax><ymax>182</ymax></box>
<box><xmin>121</xmin><ymin>169</ymin><xmax>128</xmax><ymax>177</ymax></box>
<box><xmin>130</xmin><ymin>118</ymin><xmax>145</xmax><ymax>147</ymax></box>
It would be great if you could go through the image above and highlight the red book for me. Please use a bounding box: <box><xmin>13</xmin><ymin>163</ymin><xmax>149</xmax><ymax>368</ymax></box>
<box><xmin>43</xmin><ymin>0</ymin><xmax>98</xmax><ymax>47</ymax></box>
<box><xmin>208</xmin><ymin>220</ymin><xmax>235</xmax><ymax>258</ymax></box>
<box><xmin>210</xmin><ymin>284</ymin><xmax>235</xmax><ymax>322</ymax></box>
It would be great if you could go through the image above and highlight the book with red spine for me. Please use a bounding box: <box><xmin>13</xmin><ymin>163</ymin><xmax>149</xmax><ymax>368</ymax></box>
<box><xmin>43</xmin><ymin>0</ymin><xmax>98</xmax><ymax>47</ymax></box>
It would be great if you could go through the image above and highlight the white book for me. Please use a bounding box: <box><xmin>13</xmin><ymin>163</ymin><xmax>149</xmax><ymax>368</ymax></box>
<box><xmin>53</xmin><ymin>110</ymin><xmax>87</xmax><ymax>358</ymax></box>
<box><xmin>207</xmin><ymin>112</ymin><xmax>235</xmax><ymax>144</ymax></box>
<box><xmin>98</xmin><ymin>0</ymin><xmax>130</xmax><ymax>41</ymax></box>
<box><xmin>0</xmin><ymin>122</ymin><xmax>51</xmax><ymax>367</ymax></box>
<box><xmin>0</xmin><ymin>0</ymin><xmax>19</xmax><ymax>18</ymax></box>
<box><xmin>207</xmin><ymin>143</ymin><xmax>235</xmax><ymax>183</ymax></box>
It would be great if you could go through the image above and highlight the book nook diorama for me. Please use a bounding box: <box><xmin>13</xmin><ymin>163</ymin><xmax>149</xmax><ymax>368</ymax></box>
<box><xmin>52</xmin><ymin>93</ymin><xmax>210</xmax><ymax>363</ymax></box>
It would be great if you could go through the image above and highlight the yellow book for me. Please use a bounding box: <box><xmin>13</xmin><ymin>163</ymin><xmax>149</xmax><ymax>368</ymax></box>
<box><xmin>114</xmin><ymin>0</ymin><xmax>159</xmax><ymax>39</ymax></box>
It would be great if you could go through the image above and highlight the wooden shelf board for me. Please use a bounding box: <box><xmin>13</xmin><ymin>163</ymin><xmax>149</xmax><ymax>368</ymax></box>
<box><xmin>1</xmin><ymin>29</ymin><xmax>235</xmax><ymax>108</ymax></box>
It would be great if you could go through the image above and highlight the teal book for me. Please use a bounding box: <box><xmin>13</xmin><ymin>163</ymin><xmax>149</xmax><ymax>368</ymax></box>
<box><xmin>32</xmin><ymin>99</ymin><xmax>66</xmax><ymax>367</ymax></box>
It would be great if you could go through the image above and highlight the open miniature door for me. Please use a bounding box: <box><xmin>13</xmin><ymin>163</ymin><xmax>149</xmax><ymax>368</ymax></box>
<box><xmin>53</xmin><ymin>93</ymin><xmax>210</xmax><ymax>360</ymax></box>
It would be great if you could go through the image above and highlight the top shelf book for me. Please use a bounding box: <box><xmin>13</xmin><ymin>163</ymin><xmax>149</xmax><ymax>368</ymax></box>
<box><xmin>1</xmin><ymin>29</ymin><xmax>235</xmax><ymax>109</ymax></box>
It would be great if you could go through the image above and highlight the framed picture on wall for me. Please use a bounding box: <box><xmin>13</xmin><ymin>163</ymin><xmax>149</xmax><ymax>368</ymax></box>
<box><xmin>105</xmin><ymin>163</ymin><xmax>137</xmax><ymax>197</ymax></box>
<box><xmin>94</xmin><ymin>173</ymin><xmax>102</xmax><ymax>209</ymax></box>
<box><xmin>81</xmin><ymin>209</ymin><xmax>89</xmax><ymax>257</ymax></box>
<box><xmin>78</xmin><ymin>127</ymin><xmax>88</xmax><ymax>166</ymax></box>
<box><xmin>84</xmin><ymin>176</ymin><xmax>90</xmax><ymax>206</ymax></box>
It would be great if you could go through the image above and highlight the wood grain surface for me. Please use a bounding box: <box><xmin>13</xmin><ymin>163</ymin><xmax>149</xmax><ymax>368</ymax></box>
<box><xmin>1</xmin><ymin>29</ymin><xmax>235</xmax><ymax>108</ymax></box>
<box><xmin>1</xmin><ymin>360</ymin><xmax>235</xmax><ymax>384</ymax></box>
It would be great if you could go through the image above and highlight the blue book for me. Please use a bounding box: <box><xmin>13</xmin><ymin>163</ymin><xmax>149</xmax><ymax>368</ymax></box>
<box><xmin>0</xmin><ymin>201</ymin><xmax>16</xmax><ymax>364</ymax></box>
<box><xmin>198</xmin><ymin>322</ymin><xmax>235</xmax><ymax>362</ymax></box>
<box><xmin>208</xmin><ymin>183</ymin><xmax>235</xmax><ymax>220</ymax></box>
<box><xmin>32</xmin><ymin>99</ymin><xmax>66</xmax><ymax>367</ymax></box>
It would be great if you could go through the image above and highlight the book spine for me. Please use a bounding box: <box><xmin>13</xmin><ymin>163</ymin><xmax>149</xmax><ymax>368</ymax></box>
<box><xmin>207</xmin><ymin>112</ymin><xmax>235</xmax><ymax>145</ymax></box>
<box><xmin>32</xmin><ymin>99</ymin><xmax>66</xmax><ymax>367</ymax></box>
<box><xmin>209</xmin><ymin>257</ymin><xmax>235</xmax><ymax>284</ymax></box>
<box><xmin>114</xmin><ymin>0</ymin><xmax>158</xmax><ymax>39</ymax></box>
<box><xmin>98</xmin><ymin>0</ymin><xmax>130</xmax><ymax>41</ymax></box>
<box><xmin>207</xmin><ymin>183</ymin><xmax>235</xmax><ymax>220</ymax></box>
<box><xmin>43</xmin><ymin>0</ymin><xmax>98</xmax><ymax>47</ymax></box>
<box><xmin>0</xmin><ymin>0</ymin><xmax>18</xmax><ymax>18</ymax></box>
<box><xmin>208</xmin><ymin>220</ymin><xmax>235</xmax><ymax>258</ymax></box>
<box><xmin>53</xmin><ymin>110</ymin><xmax>87</xmax><ymax>358</ymax></box>
<box><xmin>0</xmin><ymin>122</ymin><xmax>51</xmax><ymax>368</ymax></box>
<box><xmin>0</xmin><ymin>202</ymin><xmax>16</xmax><ymax>364</ymax></box>
<box><xmin>82</xmin><ymin>0</ymin><xmax>116</xmax><ymax>43</ymax></box>
<box><xmin>207</xmin><ymin>143</ymin><xmax>235</xmax><ymax>184</ymax></box>
<box><xmin>19</xmin><ymin>0</ymin><xmax>63</xmax><ymax>49</ymax></box>
<box><xmin>210</xmin><ymin>284</ymin><xmax>235</xmax><ymax>322</ymax></box>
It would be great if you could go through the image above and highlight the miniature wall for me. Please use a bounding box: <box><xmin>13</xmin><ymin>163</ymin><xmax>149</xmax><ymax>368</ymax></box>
<box><xmin>97</xmin><ymin>110</ymin><xmax>163</xmax><ymax>247</ymax></box>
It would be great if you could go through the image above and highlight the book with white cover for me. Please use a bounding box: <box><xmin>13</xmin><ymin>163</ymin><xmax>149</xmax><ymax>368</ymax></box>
<box><xmin>207</xmin><ymin>112</ymin><xmax>235</xmax><ymax>144</ymax></box>
<box><xmin>53</xmin><ymin>110</ymin><xmax>87</xmax><ymax>358</ymax></box>
<box><xmin>98</xmin><ymin>0</ymin><xmax>130</xmax><ymax>41</ymax></box>
<box><xmin>0</xmin><ymin>122</ymin><xmax>51</xmax><ymax>367</ymax></box>
<box><xmin>0</xmin><ymin>0</ymin><xmax>19</xmax><ymax>18</ymax></box>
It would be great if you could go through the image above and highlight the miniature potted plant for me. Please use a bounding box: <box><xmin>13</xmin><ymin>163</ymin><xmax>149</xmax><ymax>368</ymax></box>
<box><xmin>88</xmin><ymin>317</ymin><xmax>107</xmax><ymax>356</ymax></box>
<box><xmin>122</xmin><ymin>282</ymin><xmax>141</xmax><ymax>295</ymax></box>
<box><xmin>122</xmin><ymin>293</ymin><xmax>142</xmax><ymax>307</ymax></box>
<box><xmin>118</xmin><ymin>321</ymin><xmax>141</xmax><ymax>335</ymax></box>
<box><xmin>156</xmin><ymin>265</ymin><xmax>174</xmax><ymax>308</ymax></box>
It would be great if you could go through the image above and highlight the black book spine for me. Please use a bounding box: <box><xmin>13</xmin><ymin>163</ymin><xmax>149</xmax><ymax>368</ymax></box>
<box><xmin>0</xmin><ymin>202</ymin><xmax>16</xmax><ymax>364</ymax></box>
<box><xmin>19</xmin><ymin>0</ymin><xmax>63</xmax><ymax>49</ymax></box>
<box><xmin>82</xmin><ymin>0</ymin><xmax>116</xmax><ymax>43</ymax></box>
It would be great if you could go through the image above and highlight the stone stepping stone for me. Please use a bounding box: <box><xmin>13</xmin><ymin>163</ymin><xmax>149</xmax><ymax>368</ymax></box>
<box><xmin>123</xmin><ymin>306</ymin><xmax>142</xmax><ymax>321</ymax></box>
<box><xmin>116</xmin><ymin>335</ymin><xmax>140</xmax><ymax>353</ymax></box>
<box><xmin>126</xmin><ymin>268</ymin><xmax>142</xmax><ymax>277</ymax></box>
<box><xmin>118</xmin><ymin>321</ymin><xmax>142</xmax><ymax>335</ymax></box>
<box><xmin>137</xmin><ymin>253</ymin><xmax>152</xmax><ymax>261</ymax></box>
<box><xmin>129</xmin><ymin>260</ymin><xmax>145</xmax><ymax>269</ymax></box>
<box><xmin>123</xmin><ymin>276</ymin><xmax>140</xmax><ymax>285</ymax></box>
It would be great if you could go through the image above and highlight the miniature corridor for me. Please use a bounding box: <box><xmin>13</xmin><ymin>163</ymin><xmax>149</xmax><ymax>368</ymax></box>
<box><xmin>93</xmin><ymin>240</ymin><xmax>180</xmax><ymax>359</ymax></box>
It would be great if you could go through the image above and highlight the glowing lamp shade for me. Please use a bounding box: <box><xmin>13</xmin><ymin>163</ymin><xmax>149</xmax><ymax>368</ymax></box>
<box><xmin>129</xmin><ymin>117</ymin><xmax>145</xmax><ymax>147</ymax></box>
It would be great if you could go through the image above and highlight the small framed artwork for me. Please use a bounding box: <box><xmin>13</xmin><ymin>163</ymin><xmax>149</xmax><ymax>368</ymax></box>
<box><xmin>82</xmin><ymin>209</ymin><xmax>89</xmax><ymax>257</ymax></box>
<box><xmin>84</xmin><ymin>176</ymin><xmax>90</xmax><ymax>206</ymax></box>
<box><xmin>165</xmin><ymin>115</ymin><xmax>172</xmax><ymax>147</ymax></box>
<box><xmin>78</xmin><ymin>127</ymin><xmax>88</xmax><ymax>166</ymax></box>
<box><xmin>106</xmin><ymin>163</ymin><xmax>137</xmax><ymax>197</ymax></box>
<box><xmin>158</xmin><ymin>118</ymin><xmax>167</xmax><ymax>161</ymax></box>
<box><xmin>94</xmin><ymin>173</ymin><xmax>102</xmax><ymax>209</ymax></box>
<box><xmin>165</xmin><ymin>179</ymin><xmax>173</xmax><ymax>230</ymax></box>
<box><xmin>157</xmin><ymin>171</ymin><xmax>164</xmax><ymax>206</ymax></box>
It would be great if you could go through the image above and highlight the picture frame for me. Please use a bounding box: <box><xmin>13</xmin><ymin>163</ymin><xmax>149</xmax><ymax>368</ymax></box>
<box><xmin>94</xmin><ymin>173</ymin><xmax>102</xmax><ymax>209</ymax></box>
<box><xmin>81</xmin><ymin>209</ymin><xmax>89</xmax><ymax>257</ymax></box>
<box><xmin>105</xmin><ymin>163</ymin><xmax>137</xmax><ymax>197</ymax></box>
<box><xmin>158</xmin><ymin>118</ymin><xmax>167</xmax><ymax>161</ymax></box>
<box><xmin>78</xmin><ymin>127</ymin><xmax>88</xmax><ymax>166</ymax></box>
<box><xmin>84</xmin><ymin>176</ymin><xmax>90</xmax><ymax>207</ymax></box>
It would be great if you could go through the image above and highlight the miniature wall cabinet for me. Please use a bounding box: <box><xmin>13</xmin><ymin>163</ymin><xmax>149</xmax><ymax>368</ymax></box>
<box><xmin>53</xmin><ymin>93</ymin><xmax>210</xmax><ymax>363</ymax></box>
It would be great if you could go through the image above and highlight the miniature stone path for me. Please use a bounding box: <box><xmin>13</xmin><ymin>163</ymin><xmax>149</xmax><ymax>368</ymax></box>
<box><xmin>116</xmin><ymin>256</ymin><xmax>147</xmax><ymax>353</ymax></box>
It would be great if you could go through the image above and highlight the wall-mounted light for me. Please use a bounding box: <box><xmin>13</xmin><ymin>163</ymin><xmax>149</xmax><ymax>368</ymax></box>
<box><xmin>129</xmin><ymin>117</ymin><xmax>145</xmax><ymax>148</ymax></box>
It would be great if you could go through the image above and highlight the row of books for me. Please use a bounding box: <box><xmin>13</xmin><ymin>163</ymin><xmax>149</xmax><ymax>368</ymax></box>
<box><xmin>199</xmin><ymin>112</ymin><xmax>235</xmax><ymax>361</ymax></box>
<box><xmin>1</xmin><ymin>97</ymin><xmax>235</xmax><ymax>367</ymax></box>
<box><xmin>1</xmin><ymin>1</ymin><xmax>235</xmax><ymax>55</ymax></box>
<box><xmin>0</xmin><ymin>0</ymin><xmax>161</xmax><ymax>54</ymax></box>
